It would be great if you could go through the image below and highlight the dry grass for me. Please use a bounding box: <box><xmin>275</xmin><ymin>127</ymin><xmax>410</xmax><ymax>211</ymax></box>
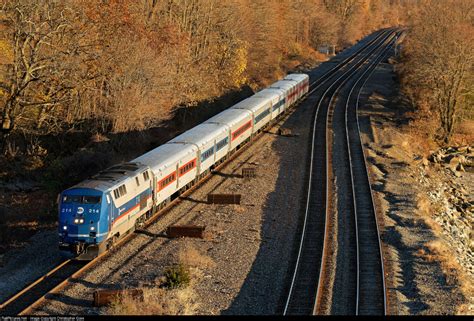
<box><xmin>415</xmin><ymin>241</ymin><xmax>458</xmax><ymax>285</ymax></box>
<box><xmin>233</xmin><ymin>205</ymin><xmax>245</xmax><ymax>214</ymax></box>
<box><xmin>106</xmin><ymin>286</ymin><xmax>198</xmax><ymax>315</ymax></box>
<box><xmin>451</xmin><ymin>119</ymin><xmax>474</xmax><ymax>146</ymax></box>
<box><xmin>415</xmin><ymin>240</ymin><xmax>473</xmax><ymax>315</ymax></box>
<box><xmin>416</xmin><ymin>194</ymin><xmax>443</xmax><ymax>235</ymax></box>
<box><xmin>106</xmin><ymin>242</ymin><xmax>216</xmax><ymax>315</ymax></box>
<box><xmin>423</xmin><ymin>240</ymin><xmax>473</xmax><ymax>309</ymax></box>
<box><xmin>402</xmin><ymin>114</ymin><xmax>439</xmax><ymax>153</ymax></box>
<box><xmin>178</xmin><ymin>243</ymin><xmax>216</xmax><ymax>269</ymax></box>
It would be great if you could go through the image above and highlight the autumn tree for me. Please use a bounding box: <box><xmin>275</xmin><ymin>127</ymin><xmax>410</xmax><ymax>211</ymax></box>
<box><xmin>0</xmin><ymin>0</ymin><xmax>406</xmax><ymax>154</ymax></box>
<box><xmin>399</xmin><ymin>0</ymin><xmax>474</xmax><ymax>144</ymax></box>
<box><xmin>0</xmin><ymin>0</ymin><xmax>83</xmax><ymax>139</ymax></box>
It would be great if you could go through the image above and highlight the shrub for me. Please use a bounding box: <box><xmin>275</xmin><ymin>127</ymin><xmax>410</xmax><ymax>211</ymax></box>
<box><xmin>162</xmin><ymin>264</ymin><xmax>190</xmax><ymax>289</ymax></box>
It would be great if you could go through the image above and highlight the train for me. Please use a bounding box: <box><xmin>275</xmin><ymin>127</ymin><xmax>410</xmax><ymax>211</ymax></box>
<box><xmin>58</xmin><ymin>73</ymin><xmax>309</xmax><ymax>259</ymax></box>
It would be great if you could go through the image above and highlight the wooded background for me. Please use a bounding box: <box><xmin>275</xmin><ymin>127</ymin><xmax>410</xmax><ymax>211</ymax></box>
<box><xmin>0</xmin><ymin>0</ymin><xmax>405</xmax><ymax>139</ymax></box>
<box><xmin>0</xmin><ymin>0</ymin><xmax>471</xmax><ymax>187</ymax></box>
<box><xmin>397</xmin><ymin>0</ymin><xmax>473</xmax><ymax>144</ymax></box>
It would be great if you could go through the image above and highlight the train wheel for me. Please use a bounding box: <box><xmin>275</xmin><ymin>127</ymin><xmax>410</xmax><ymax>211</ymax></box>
<box><xmin>106</xmin><ymin>235</ymin><xmax>118</xmax><ymax>250</ymax></box>
<box><xmin>106</xmin><ymin>238</ymin><xmax>113</xmax><ymax>250</ymax></box>
<box><xmin>135</xmin><ymin>217</ymin><xmax>143</xmax><ymax>230</ymax></box>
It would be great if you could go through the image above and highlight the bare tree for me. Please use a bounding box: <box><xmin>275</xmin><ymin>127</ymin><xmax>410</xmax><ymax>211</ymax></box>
<box><xmin>400</xmin><ymin>0</ymin><xmax>474</xmax><ymax>144</ymax></box>
<box><xmin>0</xmin><ymin>0</ymin><xmax>406</xmax><ymax>146</ymax></box>
<box><xmin>0</xmin><ymin>1</ymin><xmax>81</xmax><ymax>139</ymax></box>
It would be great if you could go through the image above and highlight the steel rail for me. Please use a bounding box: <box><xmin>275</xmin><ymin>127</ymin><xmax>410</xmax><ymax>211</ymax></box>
<box><xmin>346</xmin><ymin>32</ymin><xmax>402</xmax><ymax>315</ymax></box>
<box><xmin>344</xmin><ymin>35</ymin><xmax>398</xmax><ymax>315</ymax></box>
<box><xmin>306</xmin><ymin>28</ymin><xmax>390</xmax><ymax>95</ymax></box>
<box><xmin>0</xmin><ymin>259</ymin><xmax>72</xmax><ymax>310</ymax></box>
<box><xmin>283</xmin><ymin>28</ymin><xmax>396</xmax><ymax>315</ymax></box>
<box><xmin>286</xmin><ymin>29</ymin><xmax>395</xmax><ymax>314</ymax></box>
<box><xmin>316</xmin><ymin>30</ymin><xmax>397</xmax><ymax>314</ymax></box>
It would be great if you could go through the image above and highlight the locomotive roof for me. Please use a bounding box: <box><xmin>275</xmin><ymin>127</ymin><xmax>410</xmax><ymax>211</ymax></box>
<box><xmin>71</xmin><ymin>162</ymin><xmax>148</xmax><ymax>192</ymax></box>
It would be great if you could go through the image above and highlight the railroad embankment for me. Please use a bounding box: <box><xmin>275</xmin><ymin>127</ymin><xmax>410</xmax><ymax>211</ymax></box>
<box><xmin>358</xmin><ymin>58</ymin><xmax>473</xmax><ymax>314</ymax></box>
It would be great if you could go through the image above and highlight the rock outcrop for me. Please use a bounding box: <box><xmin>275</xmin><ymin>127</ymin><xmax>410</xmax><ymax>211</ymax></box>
<box><xmin>419</xmin><ymin>152</ymin><xmax>474</xmax><ymax>277</ymax></box>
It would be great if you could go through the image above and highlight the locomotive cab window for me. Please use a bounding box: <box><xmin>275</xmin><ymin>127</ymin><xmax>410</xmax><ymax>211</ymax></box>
<box><xmin>83</xmin><ymin>196</ymin><xmax>101</xmax><ymax>204</ymax></box>
<box><xmin>62</xmin><ymin>195</ymin><xmax>100</xmax><ymax>204</ymax></box>
<box><xmin>63</xmin><ymin>195</ymin><xmax>82</xmax><ymax>203</ymax></box>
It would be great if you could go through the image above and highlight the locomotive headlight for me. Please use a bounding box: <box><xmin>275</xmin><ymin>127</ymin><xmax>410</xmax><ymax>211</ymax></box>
<box><xmin>74</xmin><ymin>218</ymin><xmax>79</xmax><ymax>224</ymax></box>
<box><xmin>63</xmin><ymin>225</ymin><xmax>67</xmax><ymax>230</ymax></box>
<box><xmin>79</xmin><ymin>218</ymin><xmax>84</xmax><ymax>224</ymax></box>
<box><xmin>90</xmin><ymin>226</ymin><xmax>95</xmax><ymax>231</ymax></box>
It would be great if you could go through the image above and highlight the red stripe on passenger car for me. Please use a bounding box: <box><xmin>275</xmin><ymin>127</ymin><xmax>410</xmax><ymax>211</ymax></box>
<box><xmin>158</xmin><ymin>172</ymin><xmax>176</xmax><ymax>191</ymax></box>
<box><xmin>231</xmin><ymin>120</ymin><xmax>252</xmax><ymax>141</ymax></box>
<box><xmin>178</xmin><ymin>158</ymin><xmax>197</xmax><ymax>177</ymax></box>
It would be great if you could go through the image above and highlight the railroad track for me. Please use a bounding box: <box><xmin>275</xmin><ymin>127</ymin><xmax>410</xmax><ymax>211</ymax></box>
<box><xmin>284</xmin><ymin>28</ymin><xmax>399</xmax><ymax>315</ymax></box>
<box><xmin>0</xmin><ymin>260</ymin><xmax>85</xmax><ymax>316</ymax></box>
<box><xmin>307</xmin><ymin>28</ymin><xmax>390</xmax><ymax>95</ymax></box>
<box><xmin>346</xmin><ymin>32</ymin><xmax>403</xmax><ymax>315</ymax></box>
<box><xmin>319</xmin><ymin>33</ymin><xmax>399</xmax><ymax>315</ymax></box>
<box><xmin>0</xmin><ymin>28</ymin><xmax>396</xmax><ymax>316</ymax></box>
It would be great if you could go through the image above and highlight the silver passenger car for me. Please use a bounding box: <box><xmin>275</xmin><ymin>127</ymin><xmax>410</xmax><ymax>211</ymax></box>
<box><xmin>231</xmin><ymin>97</ymin><xmax>273</xmax><ymax>133</ymax></box>
<box><xmin>252</xmin><ymin>88</ymin><xmax>286</xmax><ymax>119</ymax></box>
<box><xmin>132</xmin><ymin>143</ymin><xmax>198</xmax><ymax>205</ymax></box>
<box><xmin>284</xmin><ymin>74</ymin><xmax>310</xmax><ymax>100</ymax></box>
<box><xmin>270</xmin><ymin>79</ymin><xmax>298</xmax><ymax>109</ymax></box>
<box><xmin>168</xmin><ymin>123</ymin><xmax>230</xmax><ymax>175</ymax></box>
<box><xmin>205</xmin><ymin>108</ymin><xmax>253</xmax><ymax>152</ymax></box>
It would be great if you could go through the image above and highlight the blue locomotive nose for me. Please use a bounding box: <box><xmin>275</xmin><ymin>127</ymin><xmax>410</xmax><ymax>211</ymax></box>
<box><xmin>58</xmin><ymin>191</ymin><xmax>104</xmax><ymax>243</ymax></box>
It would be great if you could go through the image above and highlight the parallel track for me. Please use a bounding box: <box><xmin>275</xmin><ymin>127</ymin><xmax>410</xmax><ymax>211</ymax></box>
<box><xmin>1</xmin><ymin>29</ymin><xmax>396</xmax><ymax>316</ymax></box>
<box><xmin>284</xmin><ymin>28</ymin><xmax>398</xmax><ymax>315</ymax></box>
<box><xmin>318</xmin><ymin>33</ymin><xmax>397</xmax><ymax>314</ymax></box>
<box><xmin>346</xmin><ymin>34</ymin><xmax>401</xmax><ymax>315</ymax></box>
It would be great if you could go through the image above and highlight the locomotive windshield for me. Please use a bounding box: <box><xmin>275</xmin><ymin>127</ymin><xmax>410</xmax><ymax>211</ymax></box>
<box><xmin>62</xmin><ymin>195</ymin><xmax>101</xmax><ymax>204</ymax></box>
